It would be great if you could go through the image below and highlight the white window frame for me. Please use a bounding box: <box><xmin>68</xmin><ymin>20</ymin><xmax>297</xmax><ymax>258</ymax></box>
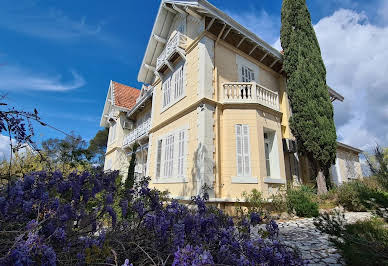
<box><xmin>236</xmin><ymin>54</ymin><xmax>259</xmax><ymax>83</ymax></box>
<box><xmin>104</xmin><ymin>159</ymin><xmax>112</xmax><ymax>171</ymax></box>
<box><xmin>161</xmin><ymin>61</ymin><xmax>186</xmax><ymax>113</ymax></box>
<box><xmin>108</xmin><ymin>122</ymin><xmax>117</xmax><ymax>145</ymax></box>
<box><xmin>154</xmin><ymin>125</ymin><xmax>189</xmax><ymax>183</ymax></box>
<box><xmin>232</xmin><ymin>124</ymin><xmax>257</xmax><ymax>184</ymax></box>
<box><xmin>262</xmin><ymin>129</ymin><xmax>281</xmax><ymax>180</ymax></box>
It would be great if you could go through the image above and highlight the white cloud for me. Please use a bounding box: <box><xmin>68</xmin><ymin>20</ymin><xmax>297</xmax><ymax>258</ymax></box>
<box><xmin>313</xmin><ymin>9</ymin><xmax>388</xmax><ymax>150</ymax></box>
<box><xmin>274</xmin><ymin>9</ymin><xmax>388</xmax><ymax>151</ymax></box>
<box><xmin>0</xmin><ymin>66</ymin><xmax>85</xmax><ymax>91</ymax></box>
<box><xmin>0</xmin><ymin>135</ymin><xmax>13</xmax><ymax>161</ymax></box>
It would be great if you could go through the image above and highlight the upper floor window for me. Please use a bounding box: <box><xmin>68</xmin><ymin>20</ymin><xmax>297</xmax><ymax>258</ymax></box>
<box><xmin>236</xmin><ymin>54</ymin><xmax>259</xmax><ymax>83</ymax></box>
<box><xmin>235</xmin><ymin>124</ymin><xmax>251</xmax><ymax>177</ymax></box>
<box><xmin>162</xmin><ymin>64</ymin><xmax>185</xmax><ymax>110</ymax></box>
<box><xmin>108</xmin><ymin>122</ymin><xmax>117</xmax><ymax>144</ymax></box>
<box><xmin>241</xmin><ymin>66</ymin><xmax>255</xmax><ymax>82</ymax></box>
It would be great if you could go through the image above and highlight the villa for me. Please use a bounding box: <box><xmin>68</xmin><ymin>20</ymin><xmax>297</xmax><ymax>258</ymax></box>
<box><xmin>100</xmin><ymin>0</ymin><xmax>363</xmax><ymax>209</ymax></box>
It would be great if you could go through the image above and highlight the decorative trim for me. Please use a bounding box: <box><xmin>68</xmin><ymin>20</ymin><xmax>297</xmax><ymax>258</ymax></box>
<box><xmin>153</xmin><ymin>177</ymin><xmax>188</xmax><ymax>184</ymax></box>
<box><xmin>170</xmin><ymin>196</ymin><xmax>275</xmax><ymax>203</ymax></box>
<box><xmin>263</xmin><ymin>178</ymin><xmax>286</xmax><ymax>184</ymax></box>
<box><xmin>149</xmin><ymin>97</ymin><xmax>218</xmax><ymax>133</ymax></box>
<box><xmin>198</xmin><ymin>36</ymin><xmax>214</xmax><ymax>98</ymax></box>
<box><xmin>231</xmin><ymin>176</ymin><xmax>258</xmax><ymax>184</ymax></box>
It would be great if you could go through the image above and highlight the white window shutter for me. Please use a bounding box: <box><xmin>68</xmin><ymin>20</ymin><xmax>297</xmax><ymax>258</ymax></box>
<box><xmin>177</xmin><ymin>130</ymin><xmax>185</xmax><ymax>177</ymax></box>
<box><xmin>235</xmin><ymin>125</ymin><xmax>243</xmax><ymax>176</ymax></box>
<box><xmin>163</xmin><ymin>137</ymin><xmax>167</xmax><ymax>177</ymax></box>
<box><xmin>156</xmin><ymin>139</ymin><xmax>162</xmax><ymax>178</ymax></box>
<box><xmin>242</xmin><ymin>125</ymin><xmax>250</xmax><ymax>176</ymax></box>
<box><xmin>169</xmin><ymin>135</ymin><xmax>175</xmax><ymax>177</ymax></box>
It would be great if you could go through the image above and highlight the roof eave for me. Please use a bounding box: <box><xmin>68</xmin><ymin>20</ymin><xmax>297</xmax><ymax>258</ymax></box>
<box><xmin>100</xmin><ymin>80</ymin><xmax>113</xmax><ymax>127</ymax></box>
<box><xmin>138</xmin><ymin>0</ymin><xmax>284</xmax><ymax>84</ymax></box>
<box><xmin>197</xmin><ymin>0</ymin><xmax>283</xmax><ymax>60</ymax></box>
<box><xmin>328</xmin><ymin>87</ymin><xmax>344</xmax><ymax>102</ymax></box>
<box><xmin>337</xmin><ymin>142</ymin><xmax>362</xmax><ymax>154</ymax></box>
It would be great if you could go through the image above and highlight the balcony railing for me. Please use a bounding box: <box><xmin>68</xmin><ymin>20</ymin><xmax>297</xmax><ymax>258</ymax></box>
<box><xmin>123</xmin><ymin>117</ymin><xmax>151</xmax><ymax>147</ymax></box>
<box><xmin>156</xmin><ymin>32</ymin><xmax>187</xmax><ymax>71</ymax></box>
<box><xmin>222</xmin><ymin>82</ymin><xmax>280</xmax><ymax>111</ymax></box>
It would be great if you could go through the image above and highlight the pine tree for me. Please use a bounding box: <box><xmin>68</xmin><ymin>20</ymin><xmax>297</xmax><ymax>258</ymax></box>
<box><xmin>280</xmin><ymin>0</ymin><xmax>337</xmax><ymax>194</ymax></box>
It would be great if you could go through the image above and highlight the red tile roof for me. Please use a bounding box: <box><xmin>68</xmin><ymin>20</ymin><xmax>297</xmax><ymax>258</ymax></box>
<box><xmin>112</xmin><ymin>81</ymin><xmax>140</xmax><ymax>110</ymax></box>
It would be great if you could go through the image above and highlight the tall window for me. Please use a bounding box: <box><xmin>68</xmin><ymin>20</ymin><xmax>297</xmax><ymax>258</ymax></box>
<box><xmin>108</xmin><ymin>122</ymin><xmax>117</xmax><ymax>144</ymax></box>
<box><xmin>156</xmin><ymin>139</ymin><xmax>162</xmax><ymax>178</ymax></box>
<box><xmin>264</xmin><ymin>133</ymin><xmax>272</xmax><ymax>177</ymax></box>
<box><xmin>177</xmin><ymin>130</ymin><xmax>185</xmax><ymax>177</ymax></box>
<box><xmin>163</xmin><ymin>78</ymin><xmax>171</xmax><ymax>108</ymax></box>
<box><xmin>174</xmin><ymin>65</ymin><xmax>184</xmax><ymax>100</ymax></box>
<box><xmin>241</xmin><ymin>65</ymin><xmax>255</xmax><ymax>82</ymax></box>
<box><xmin>155</xmin><ymin>128</ymin><xmax>187</xmax><ymax>180</ymax></box>
<box><xmin>163</xmin><ymin>134</ymin><xmax>174</xmax><ymax>177</ymax></box>
<box><xmin>236</xmin><ymin>124</ymin><xmax>251</xmax><ymax>176</ymax></box>
<box><xmin>162</xmin><ymin>65</ymin><xmax>185</xmax><ymax>110</ymax></box>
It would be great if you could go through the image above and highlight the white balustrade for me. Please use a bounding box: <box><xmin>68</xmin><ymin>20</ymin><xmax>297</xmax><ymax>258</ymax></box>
<box><xmin>123</xmin><ymin>116</ymin><xmax>152</xmax><ymax>147</ymax></box>
<box><xmin>156</xmin><ymin>32</ymin><xmax>186</xmax><ymax>70</ymax></box>
<box><xmin>222</xmin><ymin>82</ymin><xmax>280</xmax><ymax>111</ymax></box>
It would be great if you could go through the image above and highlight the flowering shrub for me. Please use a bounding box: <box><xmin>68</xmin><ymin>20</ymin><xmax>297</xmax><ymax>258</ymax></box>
<box><xmin>0</xmin><ymin>172</ymin><xmax>305</xmax><ymax>265</ymax></box>
<box><xmin>0</xmin><ymin>169</ymin><xmax>119</xmax><ymax>265</ymax></box>
<box><xmin>105</xmin><ymin>178</ymin><xmax>305</xmax><ymax>265</ymax></box>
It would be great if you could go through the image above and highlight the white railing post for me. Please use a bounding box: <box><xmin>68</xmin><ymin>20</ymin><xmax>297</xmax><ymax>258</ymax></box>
<box><xmin>222</xmin><ymin>82</ymin><xmax>280</xmax><ymax>111</ymax></box>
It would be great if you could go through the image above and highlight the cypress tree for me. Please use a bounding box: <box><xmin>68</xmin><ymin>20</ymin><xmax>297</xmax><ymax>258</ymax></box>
<box><xmin>125</xmin><ymin>143</ymin><xmax>138</xmax><ymax>190</ymax></box>
<box><xmin>280</xmin><ymin>0</ymin><xmax>337</xmax><ymax>194</ymax></box>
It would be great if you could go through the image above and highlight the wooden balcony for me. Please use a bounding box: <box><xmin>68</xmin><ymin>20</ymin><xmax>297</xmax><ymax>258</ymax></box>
<box><xmin>156</xmin><ymin>32</ymin><xmax>186</xmax><ymax>72</ymax></box>
<box><xmin>123</xmin><ymin>116</ymin><xmax>151</xmax><ymax>148</ymax></box>
<box><xmin>222</xmin><ymin>82</ymin><xmax>280</xmax><ymax>112</ymax></box>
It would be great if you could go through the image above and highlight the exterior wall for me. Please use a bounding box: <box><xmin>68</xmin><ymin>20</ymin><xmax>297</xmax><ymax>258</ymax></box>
<box><xmin>147</xmin><ymin>32</ymin><xmax>204</xmax><ymax>197</ymax></box>
<box><xmin>150</xmin><ymin>46</ymin><xmax>199</xmax><ymax>128</ymax></box>
<box><xmin>215</xmin><ymin>42</ymin><xmax>282</xmax><ymax>99</ymax></box>
<box><xmin>331</xmin><ymin>148</ymin><xmax>363</xmax><ymax>185</ymax></box>
<box><xmin>214</xmin><ymin>39</ymin><xmax>287</xmax><ymax>199</ymax></box>
<box><xmin>219</xmin><ymin>108</ymin><xmax>286</xmax><ymax>199</ymax></box>
<box><xmin>148</xmin><ymin>109</ymin><xmax>199</xmax><ymax>197</ymax></box>
<box><xmin>104</xmin><ymin>112</ymin><xmax>130</xmax><ymax>176</ymax></box>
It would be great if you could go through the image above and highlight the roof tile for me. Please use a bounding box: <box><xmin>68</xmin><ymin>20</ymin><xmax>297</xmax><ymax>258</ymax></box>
<box><xmin>112</xmin><ymin>81</ymin><xmax>140</xmax><ymax>110</ymax></box>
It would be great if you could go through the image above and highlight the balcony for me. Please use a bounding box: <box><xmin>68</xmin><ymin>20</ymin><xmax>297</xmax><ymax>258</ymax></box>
<box><xmin>222</xmin><ymin>82</ymin><xmax>280</xmax><ymax>112</ymax></box>
<box><xmin>123</xmin><ymin>116</ymin><xmax>151</xmax><ymax>148</ymax></box>
<box><xmin>156</xmin><ymin>32</ymin><xmax>187</xmax><ymax>71</ymax></box>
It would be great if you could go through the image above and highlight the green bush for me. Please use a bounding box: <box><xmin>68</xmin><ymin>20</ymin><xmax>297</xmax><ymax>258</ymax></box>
<box><xmin>336</xmin><ymin>179</ymin><xmax>388</xmax><ymax>212</ymax></box>
<box><xmin>241</xmin><ymin>189</ymin><xmax>265</xmax><ymax>215</ymax></box>
<box><xmin>268</xmin><ymin>192</ymin><xmax>287</xmax><ymax>213</ymax></box>
<box><xmin>315</xmin><ymin>212</ymin><xmax>388</xmax><ymax>266</ymax></box>
<box><xmin>286</xmin><ymin>186</ymin><xmax>319</xmax><ymax>217</ymax></box>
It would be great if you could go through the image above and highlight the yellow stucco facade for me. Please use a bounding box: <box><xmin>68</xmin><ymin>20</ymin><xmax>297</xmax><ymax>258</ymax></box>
<box><xmin>101</xmin><ymin>1</ymin><xmax>363</xmax><ymax>207</ymax></box>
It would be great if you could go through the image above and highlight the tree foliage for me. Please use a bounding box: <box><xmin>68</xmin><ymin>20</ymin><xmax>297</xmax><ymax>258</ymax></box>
<box><xmin>280</xmin><ymin>0</ymin><xmax>337</xmax><ymax>194</ymax></box>
<box><xmin>41</xmin><ymin>133</ymin><xmax>91</xmax><ymax>173</ymax></box>
<box><xmin>87</xmin><ymin>128</ymin><xmax>109</xmax><ymax>165</ymax></box>
<box><xmin>125</xmin><ymin>143</ymin><xmax>138</xmax><ymax>191</ymax></box>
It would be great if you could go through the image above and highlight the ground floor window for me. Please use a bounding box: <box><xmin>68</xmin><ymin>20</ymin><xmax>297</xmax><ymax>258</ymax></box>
<box><xmin>235</xmin><ymin>124</ymin><xmax>251</xmax><ymax>176</ymax></box>
<box><xmin>155</xmin><ymin>127</ymin><xmax>188</xmax><ymax>179</ymax></box>
<box><xmin>263</xmin><ymin>129</ymin><xmax>280</xmax><ymax>178</ymax></box>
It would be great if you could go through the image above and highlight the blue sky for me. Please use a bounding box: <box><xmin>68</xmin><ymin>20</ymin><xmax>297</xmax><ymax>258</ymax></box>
<box><xmin>0</xmin><ymin>0</ymin><xmax>387</xmax><ymax>158</ymax></box>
